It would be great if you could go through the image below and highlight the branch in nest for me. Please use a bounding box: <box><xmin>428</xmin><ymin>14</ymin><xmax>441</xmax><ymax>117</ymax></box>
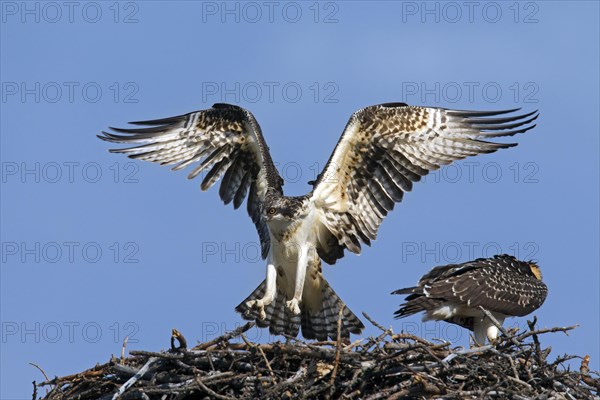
<box><xmin>193</xmin><ymin>322</ymin><xmax>255</xmax><ymax>350</ymax></box>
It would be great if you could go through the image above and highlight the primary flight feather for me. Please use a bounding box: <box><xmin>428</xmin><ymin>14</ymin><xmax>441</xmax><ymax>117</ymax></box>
<box><xmin>99</xmin><ymin>102</ymin><xmax>538</xmax><ymax>340</ymax></box>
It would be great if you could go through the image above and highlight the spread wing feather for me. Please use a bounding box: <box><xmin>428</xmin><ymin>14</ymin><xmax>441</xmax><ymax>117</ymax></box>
<box><xmin>98</xmin><ymin>103</ymin><xmax>283</xmax><ymax>259</ymax></box>
<box><xmin>310</xmin><ymin>104</ymin><xmax>538</xmax><ymax>264</ymax></box>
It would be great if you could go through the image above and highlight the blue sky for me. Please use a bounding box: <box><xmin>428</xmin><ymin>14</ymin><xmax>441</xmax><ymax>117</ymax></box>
<box><xmin>1</xmin><ymin>1</ymin><xmax>599</xmax><ymax>398</ymax></box>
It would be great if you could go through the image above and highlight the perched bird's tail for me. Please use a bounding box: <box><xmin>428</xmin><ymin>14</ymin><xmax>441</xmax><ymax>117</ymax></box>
<box><xmin>235</xmin><ymin>279</ymin><xmax>364</xmax><ymax>341</ymax></box>
<box><xmin>392</xmin><ymin>286</ymin><xmax>440</xmax><ymax>319</ymax></box>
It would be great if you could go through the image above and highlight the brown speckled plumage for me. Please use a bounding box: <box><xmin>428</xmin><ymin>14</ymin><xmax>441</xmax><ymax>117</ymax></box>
<box><xmin>393</xmin><ymin>254</ymin><xmax>548</xmax><ymax>330</ymax></box>
<box><xmin>310</xmin><ymin>104</ymin><xmax>538</xmax><ymax>264</ymax></box>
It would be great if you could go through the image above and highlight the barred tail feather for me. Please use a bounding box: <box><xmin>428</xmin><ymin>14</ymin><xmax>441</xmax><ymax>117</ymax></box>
<box><xmin>235</xmin><ymin>281</ymin><xmax>301</xmax><ymax>338</ymax></box>
<box><xmin>235</xmin><ymin>280</ymin><xmax>364</xmax><ymax>341</ymax></box>
<box><xmin>302</xmin><ymin>280</ymin><xmax>364</xmax><ymax>341</ymax></box>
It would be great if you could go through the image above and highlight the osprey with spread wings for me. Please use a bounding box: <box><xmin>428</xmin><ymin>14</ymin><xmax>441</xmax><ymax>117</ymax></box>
<box><xmin>99</xmin><ymin>103</ymin><xmax>538</xmax><ymax>341</ymax></box>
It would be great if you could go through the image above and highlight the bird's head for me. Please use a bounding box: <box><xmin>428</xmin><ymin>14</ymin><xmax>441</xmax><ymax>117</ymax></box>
<box><xmin>264</xmin><ymin>204</ymin><xmax>294</xmax><ymax>223</ymax></box>
<box><xmin>263</xmin><ymin>196</ymin><xmax>304</xmax><ymax>223</ymax></box>
<box><xmin>528</xmin><ymin>262</ymin><xmax>543</xmax><ymax>281</ymax></box>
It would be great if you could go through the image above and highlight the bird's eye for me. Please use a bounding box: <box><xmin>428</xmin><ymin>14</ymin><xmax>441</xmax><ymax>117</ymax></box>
<box><xmin>268</xmin><ymin>207</ymin><xmax>276</xmax><ymax>215</ymax></box>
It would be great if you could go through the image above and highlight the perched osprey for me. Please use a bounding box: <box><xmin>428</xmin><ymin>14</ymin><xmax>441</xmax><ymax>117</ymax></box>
<box><xmin>99</xmin><ymin>103</ymin><xmax>538</xmax><ymax>341</ymax></box>
<box><xmin>393</xmin><ymin>254</ymin><xmax>548</xmax><ymax>344</ymax></box>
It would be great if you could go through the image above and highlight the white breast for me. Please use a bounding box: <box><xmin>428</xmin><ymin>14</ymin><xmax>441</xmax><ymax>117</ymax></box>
<box><xmin>269</xmin><ymin>207</ymin><xmax>319</xmax><ymax>296</ymax></box>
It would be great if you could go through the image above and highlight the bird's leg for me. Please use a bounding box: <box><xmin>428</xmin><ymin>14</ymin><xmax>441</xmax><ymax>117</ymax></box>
<box><xmin>472</xmin><ymin>318</ymin><xmax>488</xmax><ymax>347</ymax></box>
<box><xmin>286</xmin><ymin>245</ymin><xmax>308</xmax><ymax>315</ymax></box>
<box><xmin>485</xmin><ymin>315</ymin><xmax>505</xmax><ymax>343</ymax></box>
<box><xmin>246</xmin><ymin>261</ymin><xmax>276</xmax><ymax>320</ymax></box>
<box><xmin>472</xmin><ymin>315</ymin><xmax>506</xmax><ymax>346</ymax></box>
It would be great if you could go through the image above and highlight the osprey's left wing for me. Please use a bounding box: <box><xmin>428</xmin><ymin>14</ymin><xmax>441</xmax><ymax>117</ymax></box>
<box><xmin>98</xmin><ymin>103</ymin><xmax>283</xmax><ymax>259</ymax></box>
<box><xmin>309</xmin><ymin>103</ymin><xmax>538</xmax><ymax>264</ymax></box>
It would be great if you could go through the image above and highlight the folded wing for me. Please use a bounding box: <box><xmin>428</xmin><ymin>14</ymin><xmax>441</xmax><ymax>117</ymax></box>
<box><xmin>393</xmin><ymin>255</ymin><xmax>548</xmax><ymax>318</ymax></box>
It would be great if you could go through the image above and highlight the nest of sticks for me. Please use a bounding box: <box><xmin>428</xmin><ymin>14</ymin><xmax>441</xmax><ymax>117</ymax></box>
<box><xmin>34</xmin><ymin>314</ymin><xmax>599</xmax><ymax>400</ymax></box>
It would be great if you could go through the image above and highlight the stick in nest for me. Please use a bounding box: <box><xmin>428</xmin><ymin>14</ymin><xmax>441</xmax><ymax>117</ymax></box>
<box><xmin>29</xmin><ymin>363</ymin><xmax>50</xmax><ymax>384</ymax></box>
<box><xmin>329</xmin><ymin>304</ymin><xmax>345</xmax><ymax>386</ymax></box>
<box><xmin>193</xmin><ymin>322</ymin><xmax>255</xmax><ymax>350</ymax></box>
<box><xmin>121</xmin><ymin>336</ymin><xmax>129</xmax><ymax>364</ymax></box>
<box><xmin>111</xmin><ymin>357</ymin><xmax>158</xmax><ymax>400</ymax></box>
<box><xmin>241</xmin><ymin>333</ymin><xmax>274</xmax><ymax>377</ymax></box>
<box><xmin>362</xmin><ymin>311</ymin><xmax>389</xmax><ymax>333</ymax></box>
<box><xmin>194</xmin><ymin>372</ymin><xmax>236</xmax><ymax>400</ymax></box>
<box><xmin>478</xmin><ymin>306</ymin><xmax>520</xmax><ymax>346</ymax></box>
